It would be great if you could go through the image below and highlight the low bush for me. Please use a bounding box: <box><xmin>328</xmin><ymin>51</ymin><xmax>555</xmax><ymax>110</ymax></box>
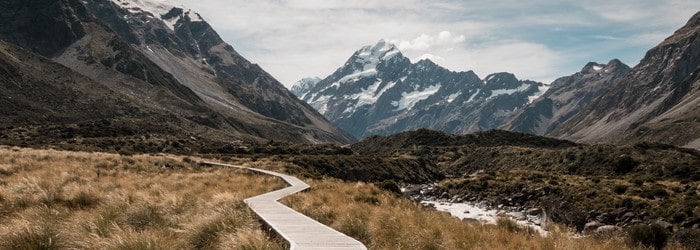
<box><xmin>628</xmin><ymin>224</ymin><xmax>668</xmax><ymax>250</ymax></box>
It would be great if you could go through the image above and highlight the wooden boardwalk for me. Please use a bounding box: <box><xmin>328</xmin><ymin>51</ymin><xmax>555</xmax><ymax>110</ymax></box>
<box><xmin>203</xmin><ymin>162</ymin><xmax>367</xmax><ymax>250</ymax></box>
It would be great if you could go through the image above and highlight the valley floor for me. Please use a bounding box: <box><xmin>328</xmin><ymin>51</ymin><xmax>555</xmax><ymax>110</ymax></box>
<box><xmin>0</xmin><ymin>146</ymin><xmax>692</xmax><ymax>249</ymax></box>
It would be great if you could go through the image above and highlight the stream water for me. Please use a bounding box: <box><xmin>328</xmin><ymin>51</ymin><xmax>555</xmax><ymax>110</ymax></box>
<box><xmin>420</xmin><ymin>200</ymin><xmax>549</xmax><ymax>236</ymax></box>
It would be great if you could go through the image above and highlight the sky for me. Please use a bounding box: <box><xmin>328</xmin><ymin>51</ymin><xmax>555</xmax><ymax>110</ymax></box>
<box><xmin>169</xmin><ymin>0</ymin><xmax>700</xmax><ymax>88</ymax></box>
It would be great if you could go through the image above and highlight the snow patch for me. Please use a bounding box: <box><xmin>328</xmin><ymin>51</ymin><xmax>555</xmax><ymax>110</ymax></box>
<box><xmin>487</xmin><ymin>83</ymin><xmax>532</xmax><ymax>99</ymax></box>
<box><xmin>110</xmin><ymin>0</ymin><xmax>203</xmax><ymax>31</ymax></box>
<box><xmin>446</xmin><ymin>92</ymin><xmax>461</xmax><ymax>103</ymax></box>
<box><xmin>350</xmin><ymin>80</ymin><xmax>383</xmax><ymax>107</ymax></box>
<box><xmin>391</xmin><ymin>85</ymin><xmax>441</xmax><ymax>111</ymax></box>
<box><xmin>352</xmin><ymin>40</ymin><xmax>400</xmax><ymax>72</ymax></box>
<box><xmin>467</xmin><ymin>89</ymin><xmax>480</xmax><ymax>102</ymax></box>
<box><xmin>336</xmin><ymin>69</ymin><xmax>378</xmax><ymax>85</ymax></box>
<box><xmin>527</xmin><ymin>84</ymin><xmax>550</xmax><ymax>104</ymax></box>
<box><xmin>110</xmin><ymin>0</ymin><xmax>176</xmax><ymax>17</ymax></box>
<box><xmin>162</xmin><ymin>16</ymin><xmax>179</xmax><ymax>31</ymax></box>
<box><xmin>309</xmin><ymin>94</ymin><xmax>332</xmax><ymax>115</ymax></box>
<box><xmin>592</xmin><ymin>65</ymin><xmax>603</xmax><ymax>71</ymax></box>
<box><xmin>343</xmin><ymin>80</ymin><xmax>398</xmax><ymax>115</ymax></box>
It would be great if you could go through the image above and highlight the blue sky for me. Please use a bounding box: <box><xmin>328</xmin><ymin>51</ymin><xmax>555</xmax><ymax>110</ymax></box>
<box><xmin>170</xmin><ymin>0</ymin><xmax>700</xmax><ymax>88</ymax></box>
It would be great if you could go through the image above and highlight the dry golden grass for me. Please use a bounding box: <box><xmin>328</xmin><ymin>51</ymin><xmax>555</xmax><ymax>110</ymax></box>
<box><xmin>283</xmin><ymin>178</ymin><xmax>689</xmax><ymax>250</ymax></box>
<box><xmin>0</xmin><ymin>147</ymin><xmax>690</xmax><ymax>249</ymax></box>
<box><xmin>0</xmin><ymin>146</ymin><xmax>286</xmax><ymax>249</ymax></box>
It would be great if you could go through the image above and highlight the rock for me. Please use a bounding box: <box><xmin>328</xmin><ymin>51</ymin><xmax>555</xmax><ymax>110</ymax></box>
<box><xmin>622</xmin><ymin>212</ymin><xmax>636</xmax><ymax>221</ymax></box>
<box><xmin>526</xmin><ymin>208</ymin><xmax>542</xmax><ymax>216</ymax></box>
<box><xmin>513</xmin><ymin>212</ymin><xmax>527</xmax><ymax>221</ymax></box>
<box><xmin>584</xmin><ymin>221</ymin><xmax>604</xmax><ymax>232</ymax></box>
<box><xmin>655</xmin><ymin>220</ymin><xmax>674</xmax><ymax>232</ymax></box>
<box><xmin>596</xmin><ymin>213</ymin><xmax>612</xmax><ymax>224</ymax></box>
<box><xmin>595</xmin><ymin>225</ymin><xmax>622</xmax><ymax>234</ymax></box>
<box><xmin>462</xmin><ymin>218</ymin><xmax>479</xmax><ymax>223</ymax></box>
<box><xmin>440</xmin><ymin>192</ymin><xmax>450</xmax><ymax>199</ymax></box>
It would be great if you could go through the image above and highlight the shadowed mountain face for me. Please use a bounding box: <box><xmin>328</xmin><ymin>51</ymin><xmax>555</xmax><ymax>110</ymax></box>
<box><xmin>503</xmin><ymin>60</ymin><xmax>631</xmax><ymax>135</ymax></box>
<box><xmin>0</xmin><ymin>0</ymin><xmax>354</xmax><ymax>147</ymax></box>
<box><xmin>293</xmin><ymin>40</ymin><xmax>544</xmax><ymax>139</ymax></box>
<box><xmin>549</xmin><ymin>11</ymin><xmax>700</xmax><ymax>149</ymax></box>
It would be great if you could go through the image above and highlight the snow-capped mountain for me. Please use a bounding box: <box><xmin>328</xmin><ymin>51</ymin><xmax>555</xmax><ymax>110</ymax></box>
<box><xmin>503</xmin><ymin>59</ymin><xmax>631</xmax><ymax>135</ymax></box>
<box><xmin>293</xmin><ymin>40</ymin><xmax>544</xmax><ymax>138</ymax></box>
<box><xmin>291</xmin><ymin>77</ymin><xmax>321</xmax><ymax>97</ymax></box>
<box><xmin>0</xmin><ymin>0</ymin><xmax>354</xmax><ymax>145</ymax></box>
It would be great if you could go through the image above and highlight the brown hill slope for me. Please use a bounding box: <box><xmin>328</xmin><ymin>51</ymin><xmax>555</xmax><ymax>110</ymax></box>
<box><xmin>550</xmin><ymin>11</ymin><xmax>700</xmax><ymax>149</ymax></box>
<box><xmin>0</xmin><ymin>0</ymin><xmax>354</xmax><ymax>147</ymax></box>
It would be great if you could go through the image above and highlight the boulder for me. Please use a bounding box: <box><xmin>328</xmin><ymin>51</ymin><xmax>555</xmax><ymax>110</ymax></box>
<box><xmin>655</xmin><ymin>220</ymin><xmax>674</xmax><ymax>232</ymax></box>
<box><xmin>595</xmin><ymin>225</ymin><xmax>622</xmax><ymax>234</ymax></box>
<box><xmin>526</xmin><ymin>208</ymin><xmax>542</xmax><ymax>216</ymax></box>
<box><xmin>584</xmin><ymin>221</ymin><xmax>604</xmax><ymax>232</ymax></box>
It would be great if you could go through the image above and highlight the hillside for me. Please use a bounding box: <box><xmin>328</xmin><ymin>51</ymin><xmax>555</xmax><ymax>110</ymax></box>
<box><xmin>504</xmin><ymin>60</ymin><xmax>631</xmax><ymax>135</ymax></box>
<box><xmin>550</xmin><ymin>11</ymin><xmax>700</xmax><ymax>149</ymax></box>
<box><xmin>0</xmin><ymin>0</ymin><xmax>354</xmax><ymax>148</ymax></box>
<box><xmin>339</xmin><ymin>129</ymin><xmax>700</xmax><ymax>245</ymax></box>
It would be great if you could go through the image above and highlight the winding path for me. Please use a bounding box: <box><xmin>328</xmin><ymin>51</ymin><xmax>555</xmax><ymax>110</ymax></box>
<box><xmin>202</xmin><ymin>162</ymin><xmax>367</xmax><ymax>250</ymax></box>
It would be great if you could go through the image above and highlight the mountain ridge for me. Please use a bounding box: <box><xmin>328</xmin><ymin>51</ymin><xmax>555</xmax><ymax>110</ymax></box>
<box><xmin>550</xmin><ymin>11</ymin><xmax>700</xmax><ymax>149</ymax></box>
<box><xmin>503</xmin><ymin>59</ymin><xmax>631</xmax><ymax>135</ymax></box>
<box><xmin>0</xmin><ymin>0</ymin><xmax>355</xmax><ymax>148</ymax></box>
<box><xmin>294</xmin><ymin>40</ymin><xmax>544</xmax><ymax>138</ymax></box>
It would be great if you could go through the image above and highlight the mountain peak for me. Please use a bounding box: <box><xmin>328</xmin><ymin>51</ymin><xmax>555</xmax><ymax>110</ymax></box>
<box><xmin>354</xmin><ymin>39</ymin><xmax>402</xmax><ymax>63</ymax></box>
<box><xmin>290</xmin><ymin>77</ymin><xmax>322</xmax><ymax>98</ymax></box>
<box><xmin>109</xmin><ymin>0</ymin><xmax>204</xmax><ymax>30</ymax></box>
<box><xmin>581</xmin><ymin>59</ymin><xmax>630</xmax><ymax>74</ymax></box>
<box><xmin>582</xmin><ymin>62</ymin><xmax>606</xmax><ymax>73</ymax></box>
<box><xmin>484</xmin><ymin>72</ymin><xmax>517</xmax><ymax>84</ymax></box>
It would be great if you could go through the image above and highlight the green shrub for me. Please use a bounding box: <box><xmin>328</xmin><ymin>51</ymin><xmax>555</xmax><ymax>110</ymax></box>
<box><xmin>613</xmin><ymin>184</ymin><xmax>628</xmax><ymax>194</ymax></box>
<box><xmin>628</xmin><ymin>224</ymin><xmax>668</xmax><ymax>250</ymax></box>
<box><xmin>496</xmin><ymin>217</ymin><xmax>521</xmax><ymax>233</ymax></box>
<box><xmin>66</xmin><ymin>191</ymin><xmax>100</xmax><ymax>209</ymax></box>
<box><xmin>376</xmin><ymin>180</ymin><xmax>401</xmax><ymax>194</ymax></box>
<box><xmin>125</xmin><ymin>205</ymin><xmax>169</xmax><ymax>231</ymax></box>
<box><xmin>614</xmin><ymin>155</ymin><xmax>637</xmax><ymax>174</ymax></box>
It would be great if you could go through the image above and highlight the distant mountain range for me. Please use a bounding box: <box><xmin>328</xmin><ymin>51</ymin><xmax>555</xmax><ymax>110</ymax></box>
<box><xmin>0</xmin><ymin>0</ymin><xmax>354</xmax><ymax>150</ymax></box>
<box><xmin>293</xmin><ymin>40</ymin><xmax>545</xmax><ymax>138</ymax></box>
<box><xmin>293</xmin><ymin>11</ymin><xmax>700</xmax><ymax>149</ymax></box>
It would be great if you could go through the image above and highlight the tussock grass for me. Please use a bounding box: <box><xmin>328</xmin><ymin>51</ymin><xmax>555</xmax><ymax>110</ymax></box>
<box><xmin>284</xmin><ymin>178</ymin><xmax>690</xmax><ymax>250</ymax></box>
<box><xmin>0</xmin><ymin>146</ymin><xmax>286</xmax><ymax>249</ymax></box>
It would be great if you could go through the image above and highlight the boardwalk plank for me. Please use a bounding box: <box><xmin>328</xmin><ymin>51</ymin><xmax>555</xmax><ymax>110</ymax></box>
<box><xmin>203</xmin><ymin>162</ymin><xmax>367</xmax><ymax>250</ymax></box>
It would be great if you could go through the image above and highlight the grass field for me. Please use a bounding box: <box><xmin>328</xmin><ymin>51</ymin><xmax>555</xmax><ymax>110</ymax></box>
<box><xmin>0</xmin><ymin>147</ymin><xmax>691</xmax><ymax>249</ymax></box>
<box><xmin>283</xmin><ymin>178</ymin><xmax>691</xmax><ymax>250</ymax></box>
<box><xmin>0</xmin><ymin>146</ymin><xmax>285</xmax><ymax>249</ymax></box>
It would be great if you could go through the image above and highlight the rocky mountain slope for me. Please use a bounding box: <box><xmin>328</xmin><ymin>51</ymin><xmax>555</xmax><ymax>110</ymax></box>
<box><xmin>503</xmin><ymin>60</ymin><xmax>631</xmax><ymax>135</ymax></box>
<box><xmin>0</xmin><ymin>0</ymin><xmax>354</xmax><ymax>147</ymax></box>
<box><xmin>293</xmin><ymin>40</ymin><xmax>545</xmax><ymax>138</ymax></box>
<box><xmin>550</xmin><ymin>11</ymin><xmax>700</xmax><ymax>149</ymax></box>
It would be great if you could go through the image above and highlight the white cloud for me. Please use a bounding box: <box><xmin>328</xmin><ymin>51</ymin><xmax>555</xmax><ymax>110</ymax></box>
<box><xmin>391</xmin><ymin>32</ymin><xmax>562</xmax><ymax>83</ymax></box>
<box><xmin>393</xmin><ymin>31</ymin><xmax>466</xmax><ymax>52</ymax></box>
<box><xmin>415</xmin><ymin>53</ymin><xmax>446</xmax><ymax>64</ymax></box>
